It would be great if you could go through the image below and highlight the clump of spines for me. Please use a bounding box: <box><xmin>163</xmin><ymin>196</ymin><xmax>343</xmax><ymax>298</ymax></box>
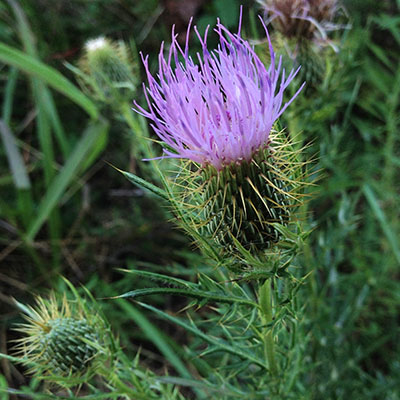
<box><xmin>14</xmin><ymin>291</ymin><xmax>110</xmax><ymax>383</ymax></box>
<box><xmin>174</xmin><ymin>131</ymin><xmax>309</xmax><ymax>258</ymax></box>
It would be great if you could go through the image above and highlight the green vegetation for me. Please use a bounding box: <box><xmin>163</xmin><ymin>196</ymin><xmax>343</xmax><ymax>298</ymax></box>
<box><xmin>1</xmin><ymin>0</ymin><xmax>399</xmax><ymax>398</ymax></box>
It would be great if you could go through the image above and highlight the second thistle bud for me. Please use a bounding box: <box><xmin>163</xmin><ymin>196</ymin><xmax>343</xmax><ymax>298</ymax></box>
<box><xmin>78</xmin><ymin>36</ymin><xmax>137</xmax><ymax>103</ymax></box>
<box><xmin>39</xmin><ymin>317</ymin><xmax>100</xmax><ymax>375</ymax></box>
<box><xmin>14</xmin><ymin>290</ymin><xmax>111</xmax><ymax>385</ymax></box>
<box><xmin>259</xmin><ymin>0</ymin><xmax>341</xmax><ymax>89</ymax></box>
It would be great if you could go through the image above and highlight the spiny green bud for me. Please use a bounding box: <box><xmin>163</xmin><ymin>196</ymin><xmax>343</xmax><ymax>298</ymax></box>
<box><xmin>201</xmin><ymin>150</ymin><xmax>290</xmax><ymax>253</ymax></box>
<box><xmin>39</xmin><ymin>317</ymin><xmax>99</xmax><ymax>375</ymax></box>
<box><xmin>14</xmin><ymin>290</ymin><xmax>111</xmax><ymax>385</ymax></box>
<box><xmin>175</xmin><ymin>131</ymin><xmax>308</xmax><ymax>259</ymax></box>
<box><xmin>78</xmin><ymin>36</ymin><xmax>137</xmax><ymax>103</ymax></box>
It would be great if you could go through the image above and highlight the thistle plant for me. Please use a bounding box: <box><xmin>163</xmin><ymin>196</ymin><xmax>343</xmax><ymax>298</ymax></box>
<box><xmin>129</xmin><ymin>10</ymin><xmax>313</xmax><ymax>386</ymax></box>
<box><xmin>67</xmin><ymin>35</ymin><xmax>157</xmax><ymax>176</ymax></box>
<box><xmin>12</xmin><ymin>284</ymin><xmax>186</xmax><ymax>399</ymax></box>
<box><xmin>259</xmin><ymin>0</ymin><xmax>338</xmax><ymax>41</ymax></box>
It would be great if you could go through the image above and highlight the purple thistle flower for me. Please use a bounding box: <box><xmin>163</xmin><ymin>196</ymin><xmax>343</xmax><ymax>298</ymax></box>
<box><xmin>134</xmin><ymin>11</ymin><xmax>304</xmax><ymax>171</ymax></box>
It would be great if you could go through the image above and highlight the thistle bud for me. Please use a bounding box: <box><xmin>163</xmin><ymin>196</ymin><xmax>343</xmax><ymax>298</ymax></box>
<box><xmin>14</xmin><ymin>291</ymin><xmax>110</xmax><ymax>384</ymax></box>
<box><xmin>196</xmin><ymin>134</ymin><xmax>304</xmax><ymax>255</ymax></box>
<box><xmin>38</xmin><ymin>317</ymin><xmax>100</xmax><ymax>375</ymax></box>
<box><xmin>78</xmin><ymin>36</ymin><xmax>137</xmax><ymax>103</ymax></box>
<box><xmin>294</xmin><ymin>40</ymin><xmax>326</xmax><ymax>88</ymax></box>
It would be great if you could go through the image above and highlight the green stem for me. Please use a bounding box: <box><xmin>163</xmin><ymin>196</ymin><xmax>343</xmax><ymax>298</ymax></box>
<box><xmin>259</xmin><ymin>279</ymin><xmax>278</xmax><ymax>376</ymax></box>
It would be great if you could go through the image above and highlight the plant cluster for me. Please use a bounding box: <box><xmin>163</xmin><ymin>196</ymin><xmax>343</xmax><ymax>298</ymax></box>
<box><xmin>0</xmin><ymin>0</ymin><xmax>399</xmax><ymax>399</ymax></box>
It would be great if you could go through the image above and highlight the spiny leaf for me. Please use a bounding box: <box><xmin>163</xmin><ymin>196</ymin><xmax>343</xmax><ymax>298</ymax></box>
<box><xmin>115</xmin><ymin>168</ymin><xmax>169</xmax><ymax>200</ymax></box>
<box><xmin>115</xmin><ymin>288</ymin><xmax>258</xmax><ymax>307</ymax></box>
<box><xmin>117</xmin><ymin>269</ymin><xmax>196</xmax><ymax>289</ymax></box>
<box><xmin>136</xmin><ymin>302</ymin><xmax>266</xmax><ymax>368</ymax></box>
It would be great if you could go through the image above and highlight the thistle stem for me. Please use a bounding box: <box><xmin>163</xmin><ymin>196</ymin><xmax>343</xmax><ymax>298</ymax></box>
<box><xmin>259</xmin><ymin>278</ymin><xmax>278</xmax><ymax>376</ymax></box>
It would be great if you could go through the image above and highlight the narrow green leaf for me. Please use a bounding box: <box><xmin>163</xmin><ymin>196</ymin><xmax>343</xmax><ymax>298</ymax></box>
<box><xmin>1</xmin><ymin>67</ymin><xmax>18</xmax><ymax>125</ymax></box>
<box><xmin>34</xmin><ymin>81</ymin><xmax>61</xmax><ymax>252</ymax></box>
<box><xmin>363</xmin><ymin>184</ymin><xmax>400</xmax><ymax>263</ymax></box>
<box><xmin>116</xmin><ymin>168</ymin><xmax>169</xmax><ymax>200</ymax></box>
<box><xmin>26</xmin><ymin>119</ymin><xmax>109</xmax><ymax>241</ymax></box>
<box><xmin>0</xmin><ymin>42</ymin><xmax>98</xmax><ymax>119</ymax></box>
<box><xmin>10</xmin><ymin>0</ymin><xmax>70</xmax><ymax>158</ymax></box>
<box><xmin>119</xmin><ymin>269</ymin><xmax>196</xmax><ymax>288</ymax></box>
<box><xmin>41</xmin><ymin>88</ymin><xmax>70</xmax><ymax>158</ymax></box>
<box><xmin>79</xmin><ymin>125</ymin><xmax>108</xmax><ymax>172</ymax></box>
<box><xmin>0</xmin><ymin>120</ymin><xmax>30</xmax><ymax>189</ymax></box>
<box><xmin>116</xmin><ymin>287</ymin><xmax>258</xmax><ymax>307</ymax></box>
<box><xmin>0</xmin><ymin>353</ymin><xmax>22</xmax><ymax>364</ymax></box>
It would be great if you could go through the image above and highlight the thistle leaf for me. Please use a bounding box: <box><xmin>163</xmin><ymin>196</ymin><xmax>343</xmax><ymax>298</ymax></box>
<box><xmin>116</xmin><ymin>168</ymin><xmax>169</xmax><ymax>200</ymax></box>
<box><xmin>136</xmin><ymin>302</ymin><xmax>266</xmax><ymax>368</ymax></box>
<box><xmin>115</xmin><ymin>287</ymin><xmax>258</xmax><ymax>307</ymax></box>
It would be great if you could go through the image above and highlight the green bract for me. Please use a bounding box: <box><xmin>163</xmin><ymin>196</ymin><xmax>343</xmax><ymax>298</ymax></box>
<box><xmin>39</xmin><ymin>317</ymin><xmax>100</xmax><ymax>375</ymax></box>
<box><xmin>173</xmin><ymin>131</ymin><xmax>309</xmax><ymax>260</ymax></box>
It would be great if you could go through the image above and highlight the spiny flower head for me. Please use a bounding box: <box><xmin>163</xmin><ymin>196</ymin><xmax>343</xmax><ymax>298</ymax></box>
<box><xmin>134</xmin><ymin>12</ymin><xmax>304</xmax><ymax>171</ymax></box>
<box><xmin>133</xmin><ymin>11</ymin><xmax>308</xmax><ymax>260</ymax></box>
<box><xmin>258</xmin><ymin>0</ymin><xmax>338</xmax><ymax>41</ymax></box>
<box><xmin>14</xmin><ymin>290</ymin><xmax>111</xmax><ymax>385</ymax></box>
<box><xmin>78</xmin><ymin>36</ymin><xmax>137</xmax><ymax>103</ymax></box>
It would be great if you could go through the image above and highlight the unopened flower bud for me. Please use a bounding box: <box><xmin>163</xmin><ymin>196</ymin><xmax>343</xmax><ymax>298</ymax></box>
<box><xmin>79</xmin><ymin>36</ymin><xmax>137</xmax><ymax>103</ymax></box>
<box><xmin>14</xmin><ymin>292</ymin><xmax>110</xmax><ymax>384</ymax></box>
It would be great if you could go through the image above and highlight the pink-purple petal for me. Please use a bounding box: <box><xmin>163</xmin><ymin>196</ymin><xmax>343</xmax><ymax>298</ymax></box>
<box><xmin>133</xmin><ymin>13</ymin><xmax>303</xmax><ymax>170</ymax></box>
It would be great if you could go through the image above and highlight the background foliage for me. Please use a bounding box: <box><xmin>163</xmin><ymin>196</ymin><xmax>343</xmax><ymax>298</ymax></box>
<box><xmin>0</xmin><ymin>0</ymin><xmax>399</xmax><ymax>398</ymax></box>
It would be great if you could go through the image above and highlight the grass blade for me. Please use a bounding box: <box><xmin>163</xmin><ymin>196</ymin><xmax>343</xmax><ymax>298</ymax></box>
<box><xmin>363</xmin><ymin>184</ymin><xmax>400</xmax><ymax>264</ymax></box>
<box><xmin>0</xmin><ymin>119</ymin><xmax>33</xmax><ymax>226</ymax></box>
<box><xmin>26</xmin><ymin>119</ymin><xmax>109</xmax><ymax>241</ymax></box>
<box><xmin>0</xmin><ymin>120</ymin><xmax>30</xmax><ymax>189</ymax></box>
<box><xmin>0</xmin><ymin>42</ymin><xmax>98</xmax><ymax>119</ymax></box>
<box><xmin>1</xmin><ymin>67</ymin><xmax>18</xmax><ymax>125</ymax></box>
<box><xmin>116</xmin><ymin>299</ymin><xmax>192</xmax><ymax>379</ymax></box>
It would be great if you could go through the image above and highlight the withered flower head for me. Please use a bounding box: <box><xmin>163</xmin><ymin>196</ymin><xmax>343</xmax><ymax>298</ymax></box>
<box><xmin>259</xmin><ymin>0</ymin><xmax>338</xmax><ymax>41</ymax></box>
